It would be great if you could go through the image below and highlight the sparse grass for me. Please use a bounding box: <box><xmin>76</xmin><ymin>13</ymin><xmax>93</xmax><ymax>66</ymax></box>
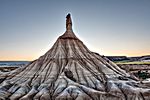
<box><xmin>115</xmin><ymin>61</ymin><xmax>150</xmax><ymax>65</ymax></box>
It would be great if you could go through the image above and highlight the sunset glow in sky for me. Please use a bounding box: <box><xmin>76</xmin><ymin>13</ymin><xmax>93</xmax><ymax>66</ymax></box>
<box><xmin>0</xmin><ymin>0</ymin><xmax>150</xmax><ymax>61</ymax></box>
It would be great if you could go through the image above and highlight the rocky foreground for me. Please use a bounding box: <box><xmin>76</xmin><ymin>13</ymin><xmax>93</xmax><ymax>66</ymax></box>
<box><xmin>118</xmin><ymin>64</ymin><xmax>150</xmax><ymax>72</ymax></box>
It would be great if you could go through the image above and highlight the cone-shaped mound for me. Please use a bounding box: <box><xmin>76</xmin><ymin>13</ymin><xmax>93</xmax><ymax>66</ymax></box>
<box><xmin>0</xmin><ymin>14</ymin><xmax>150</xmax><ymax>100</ymax></box>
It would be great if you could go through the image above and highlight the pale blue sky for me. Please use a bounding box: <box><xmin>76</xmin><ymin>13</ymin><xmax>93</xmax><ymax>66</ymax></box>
<box><xmin>0</xmin><ymin>0</ymin><xmax>150</xmax><ymax>60</ymax></box>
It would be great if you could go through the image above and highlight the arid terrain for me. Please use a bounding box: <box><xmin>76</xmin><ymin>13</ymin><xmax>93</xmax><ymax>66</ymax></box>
<box><xmin>1</xmin><ymin>61</ymin><xmax>150</xmax><ymax>79</ymax></box>
<box><xmin>0</xmin><ymin>15</ymin><xmax>149</xmax><ymax>100</ymax></box>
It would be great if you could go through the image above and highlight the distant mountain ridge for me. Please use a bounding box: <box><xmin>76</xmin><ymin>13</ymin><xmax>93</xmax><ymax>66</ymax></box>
<box><xmin>0</xmin><ymin>61</ymin><xmax>29</xmax><ymax>67</ymax></box>
<box><xmin>106</xmin><ymin>55</ymin><xmax>150</xmax><ymax>62</ymax></box>
<box><xmin>0</xmin><ymin>55</ymin><xmax>150</xmax><ymax>63</ymax></box>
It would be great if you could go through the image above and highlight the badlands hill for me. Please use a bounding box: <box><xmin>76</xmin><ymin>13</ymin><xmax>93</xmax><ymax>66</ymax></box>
<box><xmin>0</xmin><ymin>14</ymin><xmax>150</xmax><ymax>100</ymax></box>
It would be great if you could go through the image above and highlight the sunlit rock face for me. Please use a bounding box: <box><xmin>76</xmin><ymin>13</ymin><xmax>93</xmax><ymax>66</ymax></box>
<box><xmin>0</xmin><ymin>14</ymin><xmax>150</xmax><ymax>100</ymax></box>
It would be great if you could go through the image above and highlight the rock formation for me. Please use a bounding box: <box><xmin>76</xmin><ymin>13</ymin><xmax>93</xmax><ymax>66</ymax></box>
<box><xmin>0</xmin><ymin>14</ymin><xmax>150</xmax><ymax>100</ymax></box>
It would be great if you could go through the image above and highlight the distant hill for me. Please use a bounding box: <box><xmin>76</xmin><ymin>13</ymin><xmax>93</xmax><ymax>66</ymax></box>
<box><xmin>106</xmin><ymin>55</ymin><xmax>150</xmax><ymax>62</ymax></box>
<box><xmin>0</xmin><ymin>61</ymin><xmax>30</xmax><ymax>67</ymax></box>
<box><xmin>106</xmin><ymin>56</ymin><xmax>130</xmax><ymax>62</ymax></box>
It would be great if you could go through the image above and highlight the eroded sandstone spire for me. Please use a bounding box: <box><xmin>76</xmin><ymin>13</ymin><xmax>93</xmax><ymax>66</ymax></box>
<box><xmin>60</xmin><ymin>13</ymin><xmax>77</xmax><ymax>39</ymax></box>
<box><xmin>66</xmin><ymin>13</ymin><xmax>72</xmax><ymax>31</ymax></box>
